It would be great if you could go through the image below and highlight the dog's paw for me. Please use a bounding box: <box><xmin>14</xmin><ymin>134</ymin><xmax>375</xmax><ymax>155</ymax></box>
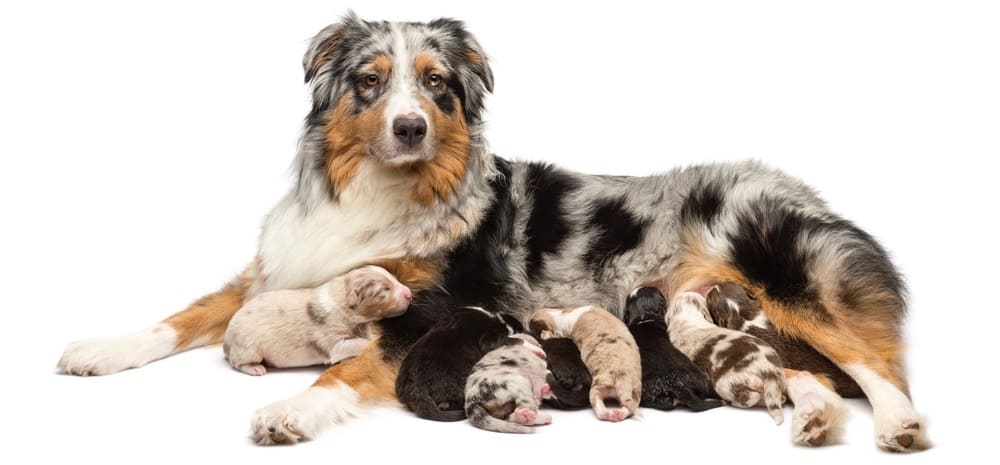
<box><xmin>57</xmin><ymin>325</ymin><xmax>176</xmax><ymax>376</ymax></box>
<box><xmin>791</xmin><ymin>392</ymin><xmax>848</xmax><ymax>447</ymax></box>
<box><xmin>595</xmin><ymin>406</ymin><xmax>630</xmax><ymax>422</ymax></box>
<box><xmin>250</xmin><ymin>386</ymin><xmax>362</xmax><ymax>446</ymax></box>
<box><xmin>511</xmin><ymin>407</ymin><xmax>536</xmax><ymax>425</ymax></box>
<box><xmin>239</xmin><ymin>364</ymin><xmax>267</xmax><ymax>376</ymax></box>
<box><xmin>875</xmin><ymin>415</ymin><xmax>929</xmax><ymax>453</ymax></box>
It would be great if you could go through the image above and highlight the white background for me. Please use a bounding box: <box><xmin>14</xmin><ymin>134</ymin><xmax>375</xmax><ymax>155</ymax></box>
<box><xmin>1</xmin><ymin>1</ymin><xmax>997</xmax><ymax>463</ymax></box>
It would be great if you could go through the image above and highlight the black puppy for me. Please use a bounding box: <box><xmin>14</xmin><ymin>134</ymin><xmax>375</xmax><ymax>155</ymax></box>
<box><xmin>539</xmin><ymin>338</ymin><xmax>592</xmax><ymax>409</ymax></box>
<box><xmin>625</xmin><ymin>287</ymin><xmax>723</xmax><ymax>412</ymax></box>
<box><xmin>396</xmin><ymin>306</ymin><xmax>523</xmax><ymax>421</ymax></box>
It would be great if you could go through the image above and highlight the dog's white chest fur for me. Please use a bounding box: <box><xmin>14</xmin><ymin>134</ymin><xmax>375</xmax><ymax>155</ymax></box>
<box><xmin>257</xmin><ymin>165</ymin><xmax>414</xmax><ymax>292</ymax></box>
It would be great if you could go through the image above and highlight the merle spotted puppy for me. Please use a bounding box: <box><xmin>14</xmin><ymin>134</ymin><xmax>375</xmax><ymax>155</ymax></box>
<box><xmin>539</xmin><ymin>338</ymin><xmax>591</xmax><ymax>409</ymax></box>
<box><xmin>396</xmin><ymin>306</ymin><xmax>524</xmax><ymax>421</ymax></box>
<box><xmin>465</xmin><ymin>334</ymin><xmax>552</xmax><ymax>433</ymax></box>
<box><xmin>624</xmin><ymin>287</ymin><xmax>723</xmax><ymax>412</ymax></box>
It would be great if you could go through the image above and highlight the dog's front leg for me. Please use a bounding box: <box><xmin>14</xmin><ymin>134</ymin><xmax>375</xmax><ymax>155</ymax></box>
<box><xmin>250</xmin><ymin>338</ymin><xmax>398</xmax><ymax>445</ymax></box>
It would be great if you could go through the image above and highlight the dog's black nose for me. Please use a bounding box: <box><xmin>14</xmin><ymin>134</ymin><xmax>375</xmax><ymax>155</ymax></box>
<box><xmin>392</xmin><ymin>115</ymin><xmax>427</xmax><ymax>147</ymax></box>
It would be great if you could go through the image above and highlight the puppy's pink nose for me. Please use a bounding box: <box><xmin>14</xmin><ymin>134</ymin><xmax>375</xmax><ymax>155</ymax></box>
<box><xmin>401</xmin><ymin>287</ymin><xmax>412</xmax><ymax>302</ymax></box>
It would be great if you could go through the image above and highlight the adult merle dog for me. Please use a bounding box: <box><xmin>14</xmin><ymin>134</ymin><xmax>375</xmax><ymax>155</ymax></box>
<box><xmin>58</xmin><ymin>13</ymin><xmax>927</xmax><ymax>452</ymax></box>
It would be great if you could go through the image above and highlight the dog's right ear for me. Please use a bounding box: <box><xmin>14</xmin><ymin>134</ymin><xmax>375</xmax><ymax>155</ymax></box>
<box><xmin>303</xmin><ymin>11</ymin><xmax>366</xmax><ymax>83</ymax></box>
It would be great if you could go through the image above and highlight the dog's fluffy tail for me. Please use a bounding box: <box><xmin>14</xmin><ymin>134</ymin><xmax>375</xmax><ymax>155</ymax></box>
<box><xmin>466</xmin><ymin>404</ymin><xmax>534</xmax><ymax>434</ymax></box>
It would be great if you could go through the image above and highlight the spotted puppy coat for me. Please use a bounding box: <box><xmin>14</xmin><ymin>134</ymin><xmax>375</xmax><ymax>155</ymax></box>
<box><xmin>465</xmin><ymin>334</ymin><xmax>551</xmax><ymax>434</ymax></box>
<box><xmin>530</xmin><ymin>306</ymin><xmax>642</xmax><ymax>422</ymax></box>
<box><xmin>224</xmin><ymin>265</ymin><xmax>410</xmax><ymax>375</ymax></box>
<box><xmin>624</xmin><ymin>287</ymin><xmax>722</xmax><ymax>412</ymax></box>
<box><xmin>666</xmin><ymin>292</ymin><xmax>786</xmax><ymax>424</ymax></box>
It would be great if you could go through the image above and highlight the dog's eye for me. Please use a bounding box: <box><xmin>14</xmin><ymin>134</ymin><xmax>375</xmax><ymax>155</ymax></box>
<box><xmin>364</xmin><ymin>74</ymin><xmax>380</xmax><ymax>87</ymax></box>
<box><xmin>427</xmin><ymin>74</ymin><xmax>442</xmax><ymax>88</ymax></box>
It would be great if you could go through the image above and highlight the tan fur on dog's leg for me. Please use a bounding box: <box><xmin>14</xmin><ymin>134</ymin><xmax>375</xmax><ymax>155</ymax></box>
<box><xmin>250</xmin><ymin>339</ymin><xmax>397</xmax><ymax>445</ymax></box>
<box><xmin>58</xmin><ymin>261</ymin><xmax>256</xmax><ymax>376</ymax></box>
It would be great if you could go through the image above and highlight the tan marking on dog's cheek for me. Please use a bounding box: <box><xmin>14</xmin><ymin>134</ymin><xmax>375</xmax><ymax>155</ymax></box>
<box><xmin>325</xmin><ymin>95</ymin><xmax>389</xmax><ymax>197</ymax></box>
<box><xmin>409</xmin><ymin>95</ymin><xmax>470</xmax><ymax>204</ymax></box>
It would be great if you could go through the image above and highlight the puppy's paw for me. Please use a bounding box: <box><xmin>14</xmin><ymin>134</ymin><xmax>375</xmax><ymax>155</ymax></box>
<box><xmin>596</xmin><ymin>406</ymin><xmax>630</xmax><ymax>422</ymax></box>
<box><xmin>239</xmin><ymin>364</ymin><xmax>267</xmax><ymax>376</ymax></box>
<box><xmin>791</xmin><ymin>392</ymin><xmax>848</xmax><ymax>447</ymax></box>
<box><xmin>57</xmin><ymin>325</ymin><xmax>175</xmax><ymax>376</ymax></box>
<box><xmin>511</xmin><ymin>407</ymin><xmax>537</xmax><ymax>425</ymax></box>
<box><xmin>250</xmin><ymin>386</ymin><xmax>361</xmax><ymax>446</ymax></box>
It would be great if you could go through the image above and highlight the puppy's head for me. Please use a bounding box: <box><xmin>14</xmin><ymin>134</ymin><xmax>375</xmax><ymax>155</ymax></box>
<box><xmin>304</xmin><ymin>13</ymin><xmax>494</xmax><ymax>201</ymax></box>
<box><xmin>344</xmin><ymin>265</ymin><xmax>412</xmax><ymax>319</ymax></box>
<box><xmin>528</xmin><ymin>309</ymin><xmax>559</xmax><ymax>340</ymax></box>
<box><xmin>623</xmin><ymin>287</ymin><xmax>667</xmax><ymax>326</ymax></box>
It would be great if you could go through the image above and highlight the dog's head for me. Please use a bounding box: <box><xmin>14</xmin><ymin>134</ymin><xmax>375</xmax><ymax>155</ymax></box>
<box><xmin>303</xmin><ymin>12</ymin><xmax>494</xmax><ymax>202</ymax></box>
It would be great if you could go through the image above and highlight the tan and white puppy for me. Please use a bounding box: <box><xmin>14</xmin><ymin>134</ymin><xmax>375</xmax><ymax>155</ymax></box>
<box><xmin>529</xmin><ymin>306</ymin><xmax>642</xmax><ymax>422</ymax></box>
<box><xmin>666</xmin><ymin>292</ymin><xmax>786</xmax><ymax>424</ymax></box>
<box><xmin>224</xmin><ymin>265</ymin><xmax>411</xmax><ymax>375</ymax></box>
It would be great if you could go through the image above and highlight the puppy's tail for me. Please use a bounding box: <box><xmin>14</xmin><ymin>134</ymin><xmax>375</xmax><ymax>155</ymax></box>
<box><xmin>764</xmin><ymin>379</ymin><xmax>785</xmax><ymax>425</ymax></box>
<box><xmin>466</xmin><ymin>404</ymin><xmax>534</xmax><ymax>434</ymax></box>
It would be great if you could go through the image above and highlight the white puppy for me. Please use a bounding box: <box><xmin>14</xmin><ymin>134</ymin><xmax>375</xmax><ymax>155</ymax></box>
<box><xmin>224</xmin><ymin>265</ymin><xmax>411</xmax><ymax>375</ymax></box>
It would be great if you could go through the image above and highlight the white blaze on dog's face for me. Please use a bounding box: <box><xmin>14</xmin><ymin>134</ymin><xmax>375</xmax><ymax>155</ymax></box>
<box><xmin>300</xmin><ymin>13</ymin><xmax>494</xmax><ymax>203</ymax></box>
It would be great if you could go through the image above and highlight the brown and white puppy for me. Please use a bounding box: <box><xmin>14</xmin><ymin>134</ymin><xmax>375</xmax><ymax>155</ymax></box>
<box><xmin>705</xmin><ymin>283</ymin><xmax>851</xmax><ymax>445</ymax></box>
<box><xmin>530</xmin><ymin>306</ymin><xmax>641</xmax><ymax>422</ymax></box>
<box><xmin>224</xmin><ymin>265</ymin><xmax>411</xmax><ymax>375</ymax></box>
<box><xmin>666</xmin><ymin>292</ymin><xmax>786</xmax><ymax>424</ymax></box>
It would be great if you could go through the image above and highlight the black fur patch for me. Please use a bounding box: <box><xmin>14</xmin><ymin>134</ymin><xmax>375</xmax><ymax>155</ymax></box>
<box><xmin>582</xmin><ymin>198</ymin><xmax>648</xmax><ymax>272</ymax></box>
<box><xmin>378</xmin><ymin>157</ymin><xmax>516</xmax><ymax>362</ymax></box>
<box><xmin>679</xmin><ymin>180</ymin><xmax>727</xmax><ymax>228</ymax></box>
<box><xmin>523</xmin><ymin>163</ymin><xmax>579</xmax><ymax>279</ymax></box>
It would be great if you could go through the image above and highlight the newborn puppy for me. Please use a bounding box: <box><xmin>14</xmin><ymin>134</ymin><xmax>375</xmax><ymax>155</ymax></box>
<box><xmin>539</xmin><ymin>338</ymin><xmax>591</xmax><ymax>409</ymax></box>
<box><xmin>666</xmin><ymin>292</ymin><xmax>786</xmax><ymax>424</ymax></box>
<box><xmin>223</xmin><ymin>265</ymin><xmax>410</xmax><ymax>375</ymax></box>
<box><xmin>705</xmin><ymin>283</ymin><xmax>861</xmax><ymax>398</ymax></box>
<box><xmin>530</xmin><ymin>306</ymin><xmax>642</xmax><ymax>422</ymax></box>
<box><xmin>396</xmin><ymin>307</ymin><xmax>529</xmax><ymax>421</ymax></box>
<box><xmin>465</xmin><ymin>334</ymin><xmax>552</xmax><ymax>434</ymax></box>
<box><xmin>624</xmin><ymin>287</ymin><xmax>723</xmax><ymax>412</ymax></box>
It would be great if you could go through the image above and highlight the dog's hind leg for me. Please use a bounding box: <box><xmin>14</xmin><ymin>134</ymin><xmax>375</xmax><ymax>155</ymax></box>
<box><xmin>786</xmin><ymin>369</ymin><xmax>848</xmax><ymax>446</ymax></box>
<box><xmin>251</xmin><ymin>338</ymin><xmax>397</xmax><ymax>445</ymax></box>
<box><xmin>58</xmin><ymin>260</ymin><xmax>257</xmax><ymax>376</ymax></box>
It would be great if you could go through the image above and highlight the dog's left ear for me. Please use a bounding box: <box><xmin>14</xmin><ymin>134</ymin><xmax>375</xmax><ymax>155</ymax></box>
<box><xmin>430</xmin><ymin>18</ymin><xmax>494</xmax><ymax>124</ymax></box>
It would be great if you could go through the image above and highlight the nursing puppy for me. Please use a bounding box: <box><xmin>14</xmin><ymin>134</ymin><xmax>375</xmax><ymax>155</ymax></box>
<box><xmin>465</xmin><ymin>334</ymin><xmax>552</xmax><ymax>433</ymax></box>
<box><xmin>224</xmin><ymin>265</ymin><xmax>410</xmax><ymax>375</ymax></box>
<box><xmin>624</xmin><ymin>287</ymin><xmax>723</xmax><ymax>412</ymax></box>
<box><xmin>530</xmin><ymin>306</ymin><xmax>641</xmax><ymax>422</ymax></box>
<box><xmin>539</xmin><ymin>338</ymin><xmax>591</xmax><ymax>409</ymax></box>
<box><xmin>666</xmin><ymin>292</ymin><xmax>786</xmax><ymax>424</ymax></box>
<box><xmin>396</xmin><ymin>307</ymin><xmax>527</xmax><ymax>421</ymax></box>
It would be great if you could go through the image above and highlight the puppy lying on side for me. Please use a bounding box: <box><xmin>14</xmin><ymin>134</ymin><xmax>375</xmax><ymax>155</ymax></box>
<box><xmin>223</xmin><ymin>265</ymin><xmax>410</xmax><ymax>375</ymax></box>
<box><xmin>666</xmin><ymin>292</ymin><xmax>786</xmax><ymax>424</ymax></box>
<box><xmin>465</xmin><ymin>334</ymin><xmax>552</xmax><ymax>433</ymax></box>
<box><xmin>539</xmin><ymin>338</ymin><xmax>591</xmax><ymax>409</ymax></box>
<box><xmin>624</xmin><ymin>287</ymin><xmax>723</xmax><ymax>412</ymax></box>
<box><xmin>396</xmin><ymin>307</ymin><xmax>531</xmax><ymax>421</ymax></box>
<box><xmin>530</xmin><ymin>306</ymin><xmax>642</xmax><ymax>422</ymax></box>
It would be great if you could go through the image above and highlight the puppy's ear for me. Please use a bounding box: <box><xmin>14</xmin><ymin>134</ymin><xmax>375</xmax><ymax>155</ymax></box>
<box><xmin>347</xmin><ymin>287</ymin><xmax>361</xmax><ymax>308</ymax></box>
<box><xmin>705</xmin><ymin>286</ymin><xmax>737</xmax><ymax>329</ymax></box>
<box><xmin>428</xmin><ymin>18</ymin><xmax>494</xmax><ymax>124</ymax></box>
